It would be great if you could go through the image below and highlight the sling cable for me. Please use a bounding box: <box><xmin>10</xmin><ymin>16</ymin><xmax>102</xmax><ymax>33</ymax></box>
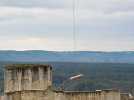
<box><xmin>72</xmin><ymin>0</ymin><xmax>78</xmax><ymax>51</ymax></box>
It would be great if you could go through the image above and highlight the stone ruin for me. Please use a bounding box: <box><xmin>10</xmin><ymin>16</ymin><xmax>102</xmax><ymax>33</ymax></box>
<box><xmin>0</xmin><ymin>64</ymin><xmax>128</xmax><ymax>100</ymax></box>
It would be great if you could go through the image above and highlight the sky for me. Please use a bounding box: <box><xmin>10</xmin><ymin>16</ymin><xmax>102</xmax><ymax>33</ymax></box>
<box><xmin>0</xmin><ymin>0</ymin><xmax>134</xmax><ymax>51</ymax></box>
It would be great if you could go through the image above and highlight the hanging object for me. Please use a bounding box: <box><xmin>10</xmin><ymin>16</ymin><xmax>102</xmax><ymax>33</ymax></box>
<box><xmin>73</xmin><ymin>0</ymin><xmax>77</xmax><ymax>50</ymax></box>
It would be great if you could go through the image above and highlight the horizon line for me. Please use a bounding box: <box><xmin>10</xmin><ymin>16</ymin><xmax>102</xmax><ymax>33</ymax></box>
<box><xmin>0</xmin><ymin>50</ymin><xmax>134</xmax><ymax>52</ymax></box>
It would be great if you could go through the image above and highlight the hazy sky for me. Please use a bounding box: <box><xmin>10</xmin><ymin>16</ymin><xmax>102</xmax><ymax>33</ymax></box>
<box><xmin>0</xmin><ymin>0</ymin><xmax>134</xmax><ymax>51</ymax></box>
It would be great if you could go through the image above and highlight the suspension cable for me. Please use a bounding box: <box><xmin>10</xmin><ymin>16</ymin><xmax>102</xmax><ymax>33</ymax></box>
<box><xmin>73</xmin><ymin>0</ymin><xmax>77</xmax><ymax>50</ymax></box>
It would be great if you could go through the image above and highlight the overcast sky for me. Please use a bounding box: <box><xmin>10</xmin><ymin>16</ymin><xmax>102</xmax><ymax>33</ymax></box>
<box><xmin>0</xmin><ymin>0</ymin><xmax>134</xmax><ymax>51</ymax></box>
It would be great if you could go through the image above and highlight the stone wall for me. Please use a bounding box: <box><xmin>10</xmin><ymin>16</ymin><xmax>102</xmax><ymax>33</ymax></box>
<box><xmin>0</xmin><ymin>96</ymin><xmax>4</xmax><ymax>100</ymax></box>
<box><xmin>5</xmin><ymin>90</ymin><xmax>53</xmax><ymax>100</ymax></box>
<box><xmin>55</xmin><ymin>90</ymin><xmax>120</xmax><ymax>100</ymax></box>
<box><xmin>121</xmin><ymin>93</ymin><xmax>134</xmax><ymax>100</ymax></box>
<box><xmin>2</xmin><ymin>64</ymin><xmax>121</xmax><ymax>100</ymax></box>
<box><xmin>3</xmin><ymin>89</ymin><xmax>121</xmax><ymax>100</ymax></box>
<box><xmin>5</xmin><ymin>64</ymin><xmax>52</xmax><ymax>93</ymax></box>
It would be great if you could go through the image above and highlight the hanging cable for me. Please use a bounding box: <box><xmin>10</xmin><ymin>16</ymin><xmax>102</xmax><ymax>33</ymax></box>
<box><xmin>73</xmin><ymin>0</ymin><xmax>76</xmax><ymax>50</ymax></box>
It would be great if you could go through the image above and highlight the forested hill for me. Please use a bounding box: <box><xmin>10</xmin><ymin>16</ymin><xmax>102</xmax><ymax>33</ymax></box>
<box><xmin>0</xmin><ymin>50</ymin><xmax>134</xmax><ymax>63</ymax></box>
<box><xmin>0</xmin><ymin>62</ymin><xmax>134</xmax><ymax>94</ymax></box>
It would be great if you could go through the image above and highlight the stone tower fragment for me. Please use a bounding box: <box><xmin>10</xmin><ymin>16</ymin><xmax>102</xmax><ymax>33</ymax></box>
<box><xmin>4</xmin><ymin>64</ymin><xmax>52</xmax><ymax>100</ymax></box>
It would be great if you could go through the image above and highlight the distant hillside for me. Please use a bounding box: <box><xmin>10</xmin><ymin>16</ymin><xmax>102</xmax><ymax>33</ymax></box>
<box><xmin>0</xmin><ymin>50</ymin><xmax>134</xmax><ymax>63</ymax></box>
<box><xmin>0</xmin><ymin>62</ymin><xmax>134</xmax><ymax>94</ymax></box>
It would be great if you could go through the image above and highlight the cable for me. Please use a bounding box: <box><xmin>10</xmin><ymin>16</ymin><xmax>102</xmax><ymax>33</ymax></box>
<box><xmin>73</xmin><ymin>0</ymin><xmax>77</xmax><ymax>50</ymax></box>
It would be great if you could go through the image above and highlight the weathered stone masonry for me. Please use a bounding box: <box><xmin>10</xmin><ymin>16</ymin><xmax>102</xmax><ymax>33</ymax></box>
<box><xmin>0</xmin><ymin>64</ymin><xmax>121</xmax><ymax>100</ymax></box>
